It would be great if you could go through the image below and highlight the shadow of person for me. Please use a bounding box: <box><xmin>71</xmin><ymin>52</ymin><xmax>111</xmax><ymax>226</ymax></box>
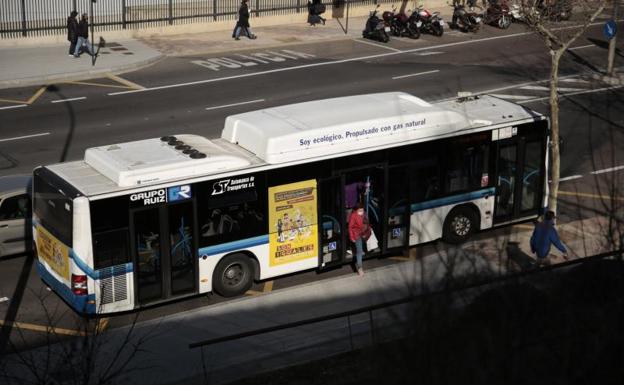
<box><xmin>506</xmin><ymin>241</ymin><xmax>535</xmax><ymax>271</ymax></box>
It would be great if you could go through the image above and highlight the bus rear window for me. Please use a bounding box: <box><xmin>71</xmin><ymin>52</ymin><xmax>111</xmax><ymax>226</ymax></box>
<box><xmin>33</xmin><ymin>172</ymin><xmax>73</xmax><ymax>246</ymax></box>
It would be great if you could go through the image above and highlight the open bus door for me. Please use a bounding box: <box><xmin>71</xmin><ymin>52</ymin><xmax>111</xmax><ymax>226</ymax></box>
<box><xmin>318</xmin><ymin>176</ymin><xmax>345</xmax><ymax>269</ymax></box>
<box><xmin>493</xmin><ymin>124</ymin><xmax>546</xmax><ymax>223</ymax></box>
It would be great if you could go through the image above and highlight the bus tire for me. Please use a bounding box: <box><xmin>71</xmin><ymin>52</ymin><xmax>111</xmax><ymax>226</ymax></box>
<box><xmin>213</xmin><ymin>253</ymin><xmax>254</xmax><ymax>297</ymax></box>
<box><xmin>443</xmin><ymin>206</ymin><xmax>478</xmax><ymax>244</ymax></box>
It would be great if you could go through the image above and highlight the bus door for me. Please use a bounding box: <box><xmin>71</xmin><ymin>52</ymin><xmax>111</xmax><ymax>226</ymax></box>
<box><xmin>493</xmin><ymin>133</ymin><xmax>544</xmax><ymax>223</ymax></box>
<box><xmin>385</xmin><ymin>164</ymin><xmax>410</xmax><ymax>253</ymax></box>
<box><xmin>131</xmin><ymin>201</ymin><xmax>198</xmax><ymax>305</ymax></box>
<box><xmin>318</xmin><ymin>176</ymin><xmax>345</xmax><ymax>269</ymax></box>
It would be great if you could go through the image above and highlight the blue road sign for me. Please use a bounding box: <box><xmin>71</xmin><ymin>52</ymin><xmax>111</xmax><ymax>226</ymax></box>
<box><xmin>604</xmin><ymin>20</ymin><xmax>617</xmax><ymax>40</ymax></box>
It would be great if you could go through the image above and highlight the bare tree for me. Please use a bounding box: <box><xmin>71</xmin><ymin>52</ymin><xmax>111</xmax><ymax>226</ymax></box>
<box><xmin>520</xmin><ymin>0</ymin><xmax>610</xmax><ymax>213</ymax></box>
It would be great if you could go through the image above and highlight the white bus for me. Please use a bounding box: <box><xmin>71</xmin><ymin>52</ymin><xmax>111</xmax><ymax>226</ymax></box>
<box><xmin>33</xmin><ymin>92</ymin><xmax>549</xmax><ymax>314</ymax></box>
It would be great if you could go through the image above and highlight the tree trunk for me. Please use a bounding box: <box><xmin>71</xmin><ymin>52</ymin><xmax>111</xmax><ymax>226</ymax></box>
<box><xmin>548</xmin><ymin>50</ymin><xmax>563</xmax><ymax>213</ymax></box>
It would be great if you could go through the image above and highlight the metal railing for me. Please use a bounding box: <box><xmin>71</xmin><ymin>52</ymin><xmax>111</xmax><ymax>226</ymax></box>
<box><xmin>189</xmin><ymin>248</ymin><xmax>623</xmax><ymax>349</ymax></box>
<box><xmin>0</xmin><ymin>0</ymin><xmax>382</xmax><ymax>38</ymax></box>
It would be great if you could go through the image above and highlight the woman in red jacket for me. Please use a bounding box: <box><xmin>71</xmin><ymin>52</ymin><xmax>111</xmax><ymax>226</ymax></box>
<box><xmin>348</xmin><ymin>202</ymin><xmax>369</xmax><ymax>276</ymax></box>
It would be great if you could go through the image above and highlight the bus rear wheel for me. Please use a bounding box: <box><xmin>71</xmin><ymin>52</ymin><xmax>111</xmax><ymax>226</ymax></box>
<box><xmin>443</xmin><ymin>206</ymin><xmax>478</xmax><ymax>244</ymax></box>
<box><xmin>213</xmin><ymin>253</ymin><xmax>254</xmax><ymax>297</ymax></box>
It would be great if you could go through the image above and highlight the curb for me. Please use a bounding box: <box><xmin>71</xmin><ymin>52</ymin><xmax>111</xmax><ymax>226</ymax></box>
<box><xmin>0</xmin><ymin>53</ymin><xmax>165</xmax><ymax>90</ymax></box>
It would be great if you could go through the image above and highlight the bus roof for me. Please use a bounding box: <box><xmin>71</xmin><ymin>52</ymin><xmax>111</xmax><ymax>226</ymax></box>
<box><xmin>45</xmin><ymin>93</ymin><xmax>544</xmax><ymax>197</ymax></box>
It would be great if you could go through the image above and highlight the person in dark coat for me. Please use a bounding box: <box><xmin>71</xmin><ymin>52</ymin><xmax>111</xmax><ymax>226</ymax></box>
<box><xmin>67</xmin><ymin>10</ymin><xmax>79</xmax><ymax>56</ymax></box>
<box><xmin>530</xmin><ymin>210</ymin><xmax>568</xmax><ymax>266</ymax></box>
<box><xmin>307</xmin><ymin>0</ymin><xmax>326</xmax><ymax>25</ymax></box>
<box><xmin>234</xmin><ymin>0</ymin><xmax>257</xmax><ymax>40</ymax></box>
<box><xmin>73</xmin><ymin>13</ymin><xmax>95</xmax><ymax>57</ymax></box>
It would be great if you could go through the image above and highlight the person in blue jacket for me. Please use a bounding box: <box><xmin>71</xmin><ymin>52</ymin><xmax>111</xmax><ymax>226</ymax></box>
<box><xmin>530</xmin><ymin>210</ymin><xmax>568</xmax><ymax>266</ymax></box>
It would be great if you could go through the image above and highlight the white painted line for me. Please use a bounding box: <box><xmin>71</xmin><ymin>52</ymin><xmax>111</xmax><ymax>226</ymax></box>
<box><xmin>568</xmin><ymin>44</ymin><xmax>595</xmax><ymax>51</ymax></box>
<box><xmin>518</xmin><ymin>85</ymin><xmax>624</xmax><ymax>104</ymax></box>
<box><xmin>590</xmin><ymin>165</ymin><xmax>624</xmax><ymax>175</ymax></box>
<box><xmin>560</xmin><ymin>78</ymin><xmax>591</xmax><ymax>84</ymax></box>
<box><xmin>0</xmin><ymin>132</ymin><xmax>50</xmax><ymax>143</ymax></box>
<box><xmin>490</xmin><ymin>94</ymin><xmax>537</xmax><ymax>100</ymax></box>
<box><xmin>415</xmin><ymin>51</ymin><xmax>444</xmax><ymax>56</ymax></box>
<box><xmin>206</xmin><ymin>99</ymin><xmax>265</xmax><ymax>111</ymax></box>
<box><xmin>108</xmin><ymin>21</ymin><xmax>612</xmax><ymax>97</ymax></box>
<box><xmin>0</xmin><ymin>104</ymin><xmax>28</xmax><ymax>111</ymax></box>
<box><xmin>392</xmin><ymin>69</ymin><xmax>440</xmax><ymax>80</ymax></box>
<box><xmin>520</xmin><ymin>85</ymin><xmax>585</xmax><ymax>92</ymax></box>
<box><xmin>353</xmin><ymin>38</ymin><xmax>402</xmax><ymax>52</ymax></box>
<box><xmin>51</xmin><ymin>97</ymin><xmax>86</xmax><ymax>104</ymax></box>
<box><xmin>560</xmin><ymin>175</ymin><xmax>583</xmax><ymax>182</ymax></box>
<box><xmin>0</xmin><ymin>297</ymin><xmax>9</xmax><ymax>303</ymax></box>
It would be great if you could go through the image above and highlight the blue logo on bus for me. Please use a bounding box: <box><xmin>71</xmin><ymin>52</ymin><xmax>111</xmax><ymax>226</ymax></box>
<box><xmin>168</xmin><ymin>185</ymin><xmax>192</xmax><ymax>202</ymax></box>
<box><xmin>328</xmin><ymin>241</ymin><xmax>337</xmax><ymax>251</ymax></box>
<box><xmin>392</xmin><ymin>228</ymin><xmax>402</xmax><ymax>239</ymax></box>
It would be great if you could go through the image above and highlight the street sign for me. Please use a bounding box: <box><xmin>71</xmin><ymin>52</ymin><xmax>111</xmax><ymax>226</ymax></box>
<box><xmin>604</xmin><ymin>20</ymin><xmax>617</xmax><ymax>40</ymax></box>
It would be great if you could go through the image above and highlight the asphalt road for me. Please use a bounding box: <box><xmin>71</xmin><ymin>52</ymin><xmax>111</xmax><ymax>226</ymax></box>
<box><xmin>0</xmin><ymin>21</ymin><xmax>623</xmax><ymax>352</ymax></box>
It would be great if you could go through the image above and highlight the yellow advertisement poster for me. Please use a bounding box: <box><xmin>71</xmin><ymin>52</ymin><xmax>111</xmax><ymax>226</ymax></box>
<box><xmin>36</xmin><ymin>225</ymin><xmax>70</xmax><ymax>281</ymax></box>
<box><xmin>269</xmin><ymin>180</ymin><xmax>318</xmax><ymax>267</ymax></box>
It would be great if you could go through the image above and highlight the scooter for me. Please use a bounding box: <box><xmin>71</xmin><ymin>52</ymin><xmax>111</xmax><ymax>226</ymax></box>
<box><xmin>363</xmin><ymin>5</ymin><xmax>391</xmax><ymax>43</ymax></box>
<box><xmin>413</xmin><ymin>6</ymin><xmax>445</xmax><ymax>36</ymax></box>
<box><xmin>482</xmin><ymin>0</ymin><xmax>512</xmax><ymax>29</ymax></box>
<box><xmin>451</xmin><ymin>4</ymin><xmax>482</xmax><ymax>32</ymax></box>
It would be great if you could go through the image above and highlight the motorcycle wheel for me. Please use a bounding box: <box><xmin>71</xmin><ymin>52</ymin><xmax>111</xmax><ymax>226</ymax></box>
<box><xmin>498</xmin><ymin>15</ymin><xmax>511</xmax><ymax>29</ymax></box>
<box><xmin>381</xmin><ymin>31</ymin><xmax>390</xmax><ymax>43</ymax></box>
<box><xmin>407</xmin><ymin>24</ymin><xmax>420</xmax><ymax>39</ymax></box>
<box><xmin>432</xmin><ymin>23</ymin><xmax>444</xmax><ymax>37</ymax></box>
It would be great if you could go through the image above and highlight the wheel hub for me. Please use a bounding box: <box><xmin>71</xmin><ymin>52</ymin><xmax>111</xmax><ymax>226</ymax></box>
<box><xmin>452</xmin><ymin>215</ymin><xmax>471</xmax><ymax>236</ymax></box>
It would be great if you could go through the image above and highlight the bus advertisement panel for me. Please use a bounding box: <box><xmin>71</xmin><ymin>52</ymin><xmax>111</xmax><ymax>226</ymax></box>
<box><xmin>269</xmin><ymin>180</ymin><xmax>318</xmax><ymax>267</ymax></box>
<box><xmin>35</xmin><ymin>224</ymin><xmax>70</xmax><ymax>280</ymax></box>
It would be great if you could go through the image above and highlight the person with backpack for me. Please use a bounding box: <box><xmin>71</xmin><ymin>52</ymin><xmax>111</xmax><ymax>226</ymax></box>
<box><xmin>67</xmin><ymin>10</ymin><xmax>79</xmax><ymax>57</ymax></box>
<box><xmin>307</xmin><ymin>0</ymin><xmax>326</xmax><ymax>25</ymax></box>
<box><xmin>530</xmin><ymin>210</ymin><xmax>568</xmax><ymax>266</ymax></box>
<box><xmin>234</xmin><ymin>0</ymin><xmax>257</xmax><ymax>40</ymax></box>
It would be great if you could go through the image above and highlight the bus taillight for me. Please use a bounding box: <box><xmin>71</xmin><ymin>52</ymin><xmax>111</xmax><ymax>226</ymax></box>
<box><xmin>71</xmin><ymin>274</ymin><xmax>88</xmax><ymax>296</ymax></box>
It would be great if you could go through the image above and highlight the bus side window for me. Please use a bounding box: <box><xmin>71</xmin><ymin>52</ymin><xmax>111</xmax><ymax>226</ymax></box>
<box><xmin>91</xmin><ymin>198</ymin><xmax>131</xmax><ymax>270</ymax></box>
<box><xmin>445</xmin><ymin>144</ymin><xmax>489</xmax><ymax>194</ymax></box>
<box><xmin>410</xmin><ymin>158</ymin><xmax>440</xmax><ymax>202</ymax></box>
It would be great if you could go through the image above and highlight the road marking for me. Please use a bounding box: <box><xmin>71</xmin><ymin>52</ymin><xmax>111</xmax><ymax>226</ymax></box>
<box><xmin>490</xmin><ymin>94</ymin><xmax>537</xmax><ymax>100</ymax></box>
<box><xmin>520</xmin><ymin>85</ymin><xmax>585</xmax><ymax>92</ymax></box>
<box><xmin>51</xmin><ymin>96</ymin><xmax>86</xmax><ymax>104</ymax></box>
<box><xmin>392</xmin><ymin>69</ymin><xmax>440</xmax><ymax>80</ymax></box>
<box><xmin>558</xmin><ymin>190</ymin><xmax>624</xmax><ymax>202</ymax></box>
<box><xmin>108</xmin><ymin>22</ymin><xmax>613</xmax><ymax>97</ymax></box>
<box><xmin>0</xmin><ymin>320</ymin><xmax>86</xmax><ymax>337</ymax></box>
<box><xmin>64</xmin><ymin>80</ymin><xmax>133</xmax><ymax>89</ymax></box>
<box><xmin>0</xmin><ymin>132</ymin><xmax>50</xmax><ymax>142</ymax></box>
<box><xmin>415</xmin><ymin>51</ymin><xmax>444</xmax><ymax>56</ymax></box>
<box><xmin>559</xmin><ymin>78</ymin><xmax>591</xmax><ymax>84</ymax></box>
<box><xmin>0</xmin><ymin>86</ymin><xmax>46</xmax><ymax>105</ymax></box>
<box><xmin>107</xmin><ymin>73</ymin><xmax>145</xmax><ymax>90</ymax></box>
<box><xmin>591</xmin><ymin>165</ymin><xmax>624</xmax><ymax>175</ymax></box>
<box><xmin>0</xmin><ymin>104</ymin><xmax>28</xmax><ymax>110</ymax></box>
<box><xmin>205</xmin><ymin>99</ymin><xmax>265</xmax><ymax>111</ymax></box>
<box><xmin>353</xmin><ymin>38</ymin><xmax>402</xmax><ymax>52</ymax></box>
<box><xmin>568</xmin><ymin>44</ymin><xmax>595</xmax><ymax>51</ymax></box>
<box><xmin>263</xmin><ymin>281</ymin><xmax>274</xmax><ymax>293</ymax></box>
<box><xmin>559</xmin><ymin>175</ymin><xmax>583</xmax><ymax>182</ymax></box>
<box><xmin>0</xmin><ymin>297</ymin><xmax>9</xmax><ymax>303</ymax></box>
<box><xmin>518</xmin><ymin>85</ymin><xmax>624</xmax><ymax>104</ymax></box>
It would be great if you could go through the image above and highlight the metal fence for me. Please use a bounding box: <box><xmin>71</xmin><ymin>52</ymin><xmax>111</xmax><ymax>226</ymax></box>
<box><xmin>0</xmin><ymin>0</ymin><xmax>381</xmax><ymax>38</ymax></box>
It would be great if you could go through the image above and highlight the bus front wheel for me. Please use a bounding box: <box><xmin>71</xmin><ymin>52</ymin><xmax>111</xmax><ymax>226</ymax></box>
<box><xmin>213</xmin><ymin>253</ymin><xmax>254</xmax><ymax>297</ymax></box>
<box><xmin>443</xmin><ymin>206</ymin><xmax>478</xmax><ymax>244</ymax></box>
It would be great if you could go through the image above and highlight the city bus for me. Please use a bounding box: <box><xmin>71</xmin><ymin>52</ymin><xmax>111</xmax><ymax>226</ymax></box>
<box><xmin>33</xmin><ymin>92</ymin><xmax>549</xmax><ymax>314</ymax></box>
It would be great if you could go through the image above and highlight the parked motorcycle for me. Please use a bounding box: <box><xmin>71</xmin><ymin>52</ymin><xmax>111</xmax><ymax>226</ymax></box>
<box><xmin>508</xmin><ymin>0</ymin><xmax>571</xmax><ymax>22</ymax></box>
<box><xmin>482</xmin><ymin>0</ymin><xmax>512</xmax><ymax>29</ymax></box>
<box><xmin>451</xmin><ymin>4</ymin><xmax>482</xmax><ymax>32</ymax></box>
<box><xmin>413</xmin><ymin>6</ymin><xmax>445</xmax><ymax>36</ymax></box>
<box><xmin>363</xmin><ymin>5</ymin><xmax>391</xmax><ymax>43</ymax></box>
<box><xmin>382</xmin><ymin>6</ymin><xmax>420</xmax><ymax>38</ymax></box>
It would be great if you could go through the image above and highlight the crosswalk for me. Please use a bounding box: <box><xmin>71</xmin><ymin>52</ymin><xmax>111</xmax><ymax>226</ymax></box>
<box><xmin>486</xmin><ymin>72</ymin><xmax>623</xmax><ymax>104</ymax></box>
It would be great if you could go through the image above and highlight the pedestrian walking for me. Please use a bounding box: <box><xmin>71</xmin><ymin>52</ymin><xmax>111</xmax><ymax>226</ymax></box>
<box><xmin>307</xmin><ymin>0</ymin><xmax>327</xmax><ymax>26</ymax></box>
<box><xmin>530</xmin><ymin>210</ymin><xmax>568</xmax><ymax>266</ymax></box>
<box><xmin>234</xmin><ymin>0</ymin><xmax>257</xmax><ymax>40</ymax></box>
<box><xmin>73</xmin><ymin>13</ymin><xmax>95</xmax><ymax>58</ymax></box>
<box><xmin>348</xmin><ymin>202</ymin><xmax>370</xmax><ymax>276</ymax></box>
<box><xmin>67</xmin><ymin>10</ymin><xmax>79</xmax><ymax>57</ymax></box>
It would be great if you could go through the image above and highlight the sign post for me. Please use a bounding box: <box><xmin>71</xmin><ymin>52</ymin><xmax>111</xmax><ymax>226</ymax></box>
<box><xmin>605</xmin><ymin>2</ymin><xmax>619</xmax><ymax>76</ymax></box>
